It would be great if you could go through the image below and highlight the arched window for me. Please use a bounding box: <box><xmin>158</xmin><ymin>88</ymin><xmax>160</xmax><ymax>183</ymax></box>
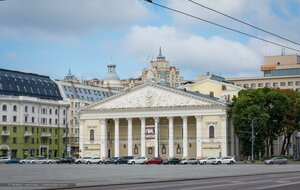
<box><xmin>32</xmin><ymin>106</ymin><xmax>35</xmax><ymax>113</ymax></box>
<box><xmin>49</xmin><ymin>109</ymin><xmax>52</xmax><ymax>115</ymax></box>
<box><xmin>13</xmin><ymin>105</ymin><xmax>17</xmax><ymax>111</ymax></box>
<box><xmin>25</xmin><ymin>106</ymin><xmax>28</xmax><ymax>112</ymax></box>
<box><xmin>209</xmin><ymin>126</ymin><xmax>215</xmax><ymax>138</ymax></box>
<box><xmin>2</xmin><ymin>104</ymin><xmax>7</xmax><ymax>111</ymax></box>
<box><xmin>90</xmin><ymin>129</ymin><xmax>95</xmax><ymax>140</ymax></box>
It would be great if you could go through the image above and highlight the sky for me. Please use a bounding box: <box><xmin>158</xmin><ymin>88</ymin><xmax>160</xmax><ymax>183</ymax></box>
<box><xmin>0</xmin><ymin>0</ymin><xmax>300</xmax><ymax>81</ymax></box>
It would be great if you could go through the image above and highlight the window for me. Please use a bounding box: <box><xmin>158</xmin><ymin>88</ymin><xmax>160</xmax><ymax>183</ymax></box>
<box><xmin>258</xmin><ymin>83</ymin><xmax>263</xmax><ymax>87</ymax></box>
<box><xmin>250</xmin><ymin>83</ymin><xmax>256</xmax><ymax>88</ymax></box>
<box><xmin>222</xmin><ymin>85</ymin><xmax>226</xmax><ymax>90</ymax></box>
<box><xmin>55</xmin><ymin>139</ymin><xmax>58</xmax><ymax>144</ymax></box>
<box><xmin>49</xmin><ymin>109</ymin><xmax>52</xmax><ymax>115</ymax></box>
<box><xmin>265</xmin><ymin>83</ymin><xmax>271</xmax><ymax>88</ymax></box>
<box><xmin>280</xmin><ymin>82</ymin><xmax>286</xmax><ymax>86</ymax></box>
<box><xmin>31</xmin><ymin>138</ymin><xmax>34</xmax><ymax>144</ymax></box>
<box><xmin>13</xmin><ymin>116</ymin><xmax>17</xmax><ymax>122</ymax></box>
<box><xmin>55</xmin><ymin>129</ymin><xmax>58</xmax><ymax>135</ymax></box>
<box><xmin>25</xmin><ymin>138</ymin><xmax>28</xmax><ymax>144</ymax></box>
<box><xmin>209</xmin><ymin>91</ymin><xmax>214</xmax><ymax>97</ymax></box>
<box><xmin>209</xmin><ymin>126</ymin><xmax>215</xmax><ymax>138</ymax></box>
<box><xmin>273</xmin><ymin>82</ymin><xmax>278</xmax><ymax>87</ymax></box>
<box><xmin>13</xmin><ymin>127</ymin><xmax>17</xmax><ymax>133</ymax></box>
<box><xmin>25</xmin><ymin>106</ymin><xmax>28</xmax><ymax>112</ymax></box>
<box><xmin>2</xmin><ymin>115</ymin><xmax>7</xmax><ymax>122</ymax></box>
<box><xmin>25</xmin><ymin>127</ymin><xmax>28</xmax><ymax>131</ymax></box>
<box><xmin>296</xmin><ymin>81</ymin><xmax>300</xmax><ymax>86</ymax></box>
<box><xmin>90</xmin><ymin>129</ymin><xmax>95</xmax><ymax>140</ymax></box>
<box><xmin>13</xmin><ymin>137</ymin><xmax>17</xmax><ymax>144</ymax></box>
<box><xmin>243</xmin><ymin>84</ymin><xmax>249</xmax><ymax>88</ymax></box>
<box><xmin>32</xmin><ymin>127</ymin><xmax>34</xmax><ymax>133</ymax></box>
<box><xmin>2</xmin><ymin>104</ymin><xmax>7</xmax><ymax>111</ymax></box>
<box><xmin>25</xmin><ymin>116</ymin><xmax>28</xmax><ymax>123</ymax></box>
<box><xmin>32</xmin><ymin>117</ymin><xmax>35</xmax><ymax>123</ymax></box>
<box><xmin>13</xmin><ymin>105</ymin><xmax>17</xmax><ymax>111</ymax></box>
<box><xmin>49</xmin><ymin>139</ymin><xmax>52</xmax><ymax>145</ymax></box>
<box><xmin>49</xmin><ymin>119</ymin><xmax>52</xmax><ymax>125</ymax></box>
<box><xmin>63</xmin><ymin>110</ymin><xmax>66</xmax><ymax>115</ymax></box>
<box><xmin>32</xmin><ymin>106</ymin><xmax>35</xmax><ymax>113</ymax></box>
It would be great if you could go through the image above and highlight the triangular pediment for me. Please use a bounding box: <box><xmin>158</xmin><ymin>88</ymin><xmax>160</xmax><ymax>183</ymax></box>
<box><xmin>84</xmin><ymin>83</ymin><xmax>225</xmax><ymax>110</ymax></box>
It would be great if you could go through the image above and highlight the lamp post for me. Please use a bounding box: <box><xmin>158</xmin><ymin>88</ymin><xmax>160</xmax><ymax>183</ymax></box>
<box><xmin>251</xmin><ymin>119</ymin><xmax>254</xmax><ymax>163</ymax></box>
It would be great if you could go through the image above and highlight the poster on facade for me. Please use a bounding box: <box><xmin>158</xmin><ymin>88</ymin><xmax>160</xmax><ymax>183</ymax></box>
<box><xmin>146</xmin><ymin>125</ymin><xmax>155</xmax><ymax>147</ymax></box>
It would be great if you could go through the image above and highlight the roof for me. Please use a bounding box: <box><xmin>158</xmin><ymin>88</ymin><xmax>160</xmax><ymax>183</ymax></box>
<box><xmin>0</xmin><ymin>68</ymin><xmax>62</xmax><ymax>100</ymax></box>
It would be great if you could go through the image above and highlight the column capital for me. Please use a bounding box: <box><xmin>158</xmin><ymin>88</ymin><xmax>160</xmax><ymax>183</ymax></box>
<box><xmin>99</xmin><ymin>119</ymin><xmax>106</xmax><ymax>125</ymax></box>
<box><xmin>154</xmin><ymin>117</ymin><xmax>159</xmax><ymax>123</ymax></box>
<box><xmin>195</xmin><ymin>115</ymin><xmax>202</xmax><ymax>120</ymax></box>
<box><xmin>113</xmin><ymin>118</ymin><xmax>119</xmax><ymax>122</ymax></box>
<box><xmin>167</xmin><ymin>116</ymin><xmax>173</xmax><ymax>120</ymax></box>
<box><xmin>181</xmin><ymin>116</ymin><xmax>187</xmax><ymax>120</ymax></box>
<box><xmin>126</xmin><ymin>118</ymin><xmax>133</xmax><ymax>121</ymax></box>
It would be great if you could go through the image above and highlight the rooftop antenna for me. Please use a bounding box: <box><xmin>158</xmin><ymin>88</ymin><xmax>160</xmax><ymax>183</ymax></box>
<box><xmin>281</xmin><ymin>48</ymin><xmax>285</xmax><ymax>56</ymax></box>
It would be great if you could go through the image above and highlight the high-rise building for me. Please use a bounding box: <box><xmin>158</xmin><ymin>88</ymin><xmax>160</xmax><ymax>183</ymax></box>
<box><xmin>0</xmin><ymin>69</ymin><xmax>69</xmax><ymax>158</ymax></box>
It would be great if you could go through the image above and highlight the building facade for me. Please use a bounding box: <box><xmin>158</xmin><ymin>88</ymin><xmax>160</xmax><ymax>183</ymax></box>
<box><xmin>227</xmin><ymin>54</ymin><xmax>300</xmax><ymax>91</ymax></box>
<box><xmin>55</xmin><ymin>70</ymin><xmax>118</xmax><ymax>157</ymax></box>
<box><xmin>0</xmin><ymin>69</ymin><xmax>68</xmax><ymax>158</ymax></box>
<box><xmin>80</xmin><ymin>83</ymin><xmax>236</xmax><ymax>159</ymax></box>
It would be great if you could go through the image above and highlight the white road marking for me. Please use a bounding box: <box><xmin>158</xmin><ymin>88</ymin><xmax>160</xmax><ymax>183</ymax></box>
<box><xmin>253</xmin><ymin>181</ymin><xmax>300</xmax><ymax>190</ymax></box>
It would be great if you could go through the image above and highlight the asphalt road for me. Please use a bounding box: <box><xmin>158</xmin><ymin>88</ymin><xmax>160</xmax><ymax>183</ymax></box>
<box><xmin>67</xmin><ymin>172</ymin><xmax>300</xmax><ymax>190</ymax></box>
<box><xmin>1</xmin><ymin>163</ymin><xmax>300</xmax><ymax>189</ymax></box>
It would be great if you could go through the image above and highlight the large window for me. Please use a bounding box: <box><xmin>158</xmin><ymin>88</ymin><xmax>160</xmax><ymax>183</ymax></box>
<box><xmin>209</xmin><ymin>126</ymin><xmax>215</xmax><ymax>139</ymax></box>
<box><xmin>90</xmin><ymin>129</ymin><xmax>95</xmax><ymax>140</ymax></box>
<box><xmin>13</xmin><ymin>105</ymin><xmax>17</xmax><ymax>111</ymax></box>
<box><xmin>2</xmin><ymin>104</ymin><xmax>7</xmax><ymax>111</ymax></box>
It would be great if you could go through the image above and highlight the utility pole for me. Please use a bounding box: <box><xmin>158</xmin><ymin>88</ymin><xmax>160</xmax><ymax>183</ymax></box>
<box><xmin>251</xmin><ymin>119</ymin><xmax>255</xmax><ymax>163</ymax></box>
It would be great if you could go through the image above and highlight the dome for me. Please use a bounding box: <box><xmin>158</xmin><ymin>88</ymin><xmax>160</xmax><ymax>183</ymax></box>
<box><xmin>104</xmin><ymin>64</ymin><xmax>120</xmax><ymax>80</ymax></box>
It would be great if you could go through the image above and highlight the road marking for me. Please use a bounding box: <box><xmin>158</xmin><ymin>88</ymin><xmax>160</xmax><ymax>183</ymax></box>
<box><xmin>253</xmin><ymin>181</ymin><xmax>300</xmax><ymax>190</ymax></box>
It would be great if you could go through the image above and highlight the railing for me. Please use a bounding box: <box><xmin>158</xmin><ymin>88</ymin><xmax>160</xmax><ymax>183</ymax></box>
<box><xmin>41</xmin><ymin>132</ymin><xmax>51</xmax><ymax>137</ymax></box>
<box><xmin>1</xmin><ymin>130</ymin><xmax>10</xmax><ymax>136</ymax></box>
<box><xmin>24</xmin><ymin>131</ymin><xmax>32</xmax><ymax>137</ymax></box>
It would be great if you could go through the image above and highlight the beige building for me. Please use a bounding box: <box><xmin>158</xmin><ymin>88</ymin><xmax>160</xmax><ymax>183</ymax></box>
<box><xmin>79</xmin><ymin>83</ymin><xmax>236</xmax><ymax>159</ymax></box>
<box><xmin>181</xmin><ymin>74</ymin><xmax>243</xmax><ymax>102</ymax></box>
<box><xmin>227</xmin><ymin>54</ymin><xmax>300</xmax><ymax>91</ymax></box>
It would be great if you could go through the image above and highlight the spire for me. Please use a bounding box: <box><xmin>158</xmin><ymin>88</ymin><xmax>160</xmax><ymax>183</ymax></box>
<box><xmin>67</xmin><ymin>68</ymin><xmax>72</xmax><ymax>76</ymax></box>
<box><xmin>156</xmin><ymin>46</ymin><xmax>165</xmax><ymax>61</ymax></box>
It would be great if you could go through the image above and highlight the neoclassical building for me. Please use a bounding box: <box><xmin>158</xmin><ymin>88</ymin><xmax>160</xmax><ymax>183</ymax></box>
<box><xmin>80</xmin><ymin>83</ymin><xmax>236</xmax><ymax>159</ymax></box>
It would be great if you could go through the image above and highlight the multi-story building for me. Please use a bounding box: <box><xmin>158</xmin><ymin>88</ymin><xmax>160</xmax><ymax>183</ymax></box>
<box><xmin>227</xmin><ymin>54</ymin><xmax>300</xmax><ymax>91</ymax></box>
<box><xmin>0</xmin><ymin>69</ymin><xmax>69</xmax><ymax>158</ymax></box>
<box><xmin>55</xmin><ymin>70</ymin><xmax>118</xmax><ymax>157</ymax></box>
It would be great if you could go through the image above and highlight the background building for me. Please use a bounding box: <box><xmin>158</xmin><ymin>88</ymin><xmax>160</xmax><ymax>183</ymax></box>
<box><xmin>55</xmin><ymin>70</ymin><xmax>118</xmax><ymax>157</ymax></box>
<box><xmin>227</xmin><ymin>54</ymin><xmax>300</xmax><ymax>91</ymax></box>
<box><xmin>0</xmin><ymin>69</ymin><xmax>68</xmax><ymax>158</ymax></box>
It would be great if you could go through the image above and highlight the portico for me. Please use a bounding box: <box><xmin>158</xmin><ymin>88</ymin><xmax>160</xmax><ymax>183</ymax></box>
<box><xmin>80</xmin><ymin>83</ymin><xmax>234</xmax><ymax>159</ymax></box>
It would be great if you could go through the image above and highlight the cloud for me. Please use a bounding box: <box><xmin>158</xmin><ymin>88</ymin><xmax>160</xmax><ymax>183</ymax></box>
<box><xmin>0</xmin><ymin>0</ymin><xmax>149</xmax><ymax>39</ymax></box>
<box><xmin>123</xmin><ymin>25</ymin><xmax>261</xmax><ymax>79</ymax></box>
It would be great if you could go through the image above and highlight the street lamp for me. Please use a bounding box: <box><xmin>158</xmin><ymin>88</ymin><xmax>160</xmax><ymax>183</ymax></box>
<box><xmin>251</xmin><ymin>119</ymin><xmax>254</xmax><ymax>163</ymax></box>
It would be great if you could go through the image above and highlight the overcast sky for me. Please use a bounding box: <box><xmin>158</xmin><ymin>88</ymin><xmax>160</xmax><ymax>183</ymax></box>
<box><xmin>0</xmin><ymin>0</ymin><xmax>300</xmax><ymax>81</ymax></box>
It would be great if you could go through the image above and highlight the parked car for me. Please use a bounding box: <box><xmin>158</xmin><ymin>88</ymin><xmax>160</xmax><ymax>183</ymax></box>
<box><xmin>5</xmin><ymin>158</ymin><xmax>21</xmax><ymax>164</ymax></box>
<box><xmin>75</xmin><ymin>157</ymin><xmax>92</xmax><ymax>164</ymax></box>
<box><xmin>31</xmin><ymin>156</ymin><xmax>49</xmax><ymax>164</ymax></box>
<box><xmin>163</xmin><ymin>158</ymin><xmax>181</xmax><ymax>165</ymax></box>
<box><xmin>144</xmin><ymin>157</ymin><xmax>163</xmax><ymax>165</ymax></box>
<box><xmin>104</xmin><ymin>157</ymin><xmax>119</xmax><ymax>164</ymax></box>
<box><xmin>199</xmin><ymin>157</ymin><xmax>218</xmax><ymax>165</ymax></box>
<box><xmin>128</xmin><ymin>157</ymin><xmax>148</xmax><ymax>164</ymax></box>
<box><xmin>57</xmin><ymin>157</ymin><xmax>75</xmax><ymax>164</ymax></box>
<box><xmin>46</xmin><ymin>157</ymin><xmax>62</xmax><ymax>164</ymax></box>
<box><xmin>0</xmin><ymin>157</ymin><xmax>10</xmax><ymax>164</ymax></box>
<box><xmin>180</xmin><ymin>158</ymin><xmax>198</xmax><ymax>165</ymax></box>
<box><xmin>216</xmin><ymin>156</ymin><xmax>235</xmax><ymax>165</ymax></box>
<box><xmin>264</xmin><ymin>157</ymin><xmax>288</xmax><ymax>165</ymax></box>
<box><xmin>85</xmin><ymin>157</ymin><xmax>103</xmax><ymax>164</ymax></box>
<box><xmin>114</xmin><ymin>156</ymin><xmax>134</xmax><ymax>164</ymax></box>
<box><xmin>19</xmin><ymin>157</ymin><xmax>35</xmax><ymax>164</ymax></box>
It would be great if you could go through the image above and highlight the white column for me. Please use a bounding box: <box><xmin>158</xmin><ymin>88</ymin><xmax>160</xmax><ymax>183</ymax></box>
<box><xmin>79</xmin><ymin>120</ymin><xmax>84</xmax><ymax>158</ymax></box>
<box><xmin>168</xmin><ymin>117</ymin><xmax>174</xmax><ymax>158</ymax></box>
<box><xmin>100</xmin><ymin>119</ymin><xmax>107</xmax><ymax>159</ymax></box>
<box><xmin>221</xmin><ymin>115</ymin><xmax>227</xmax><ymax>156</ymax></box>
<box><xmin>114</xmin><ymin>118</ymin><xmax>119</xmax><ymax>157</ymax></box>
<box><xmin>230</xmin><ymin>121</ymin><xmax>235</xmax><ymax>156</ymax></box>
<box><xmin>140</xmin><ymin>117</ymin><xmax>146</xmax><ymax>157</ymax></box>
<box><xmin>127</xmin><ymin>118</ymin><xmax>133</xmax><ymax>156</ymax></box>
<box><xmin>182</xmin><ymin>116</ymin><xmax>188</xmax><ymax>158</ymax></box>
<box><xmin>196</xmin><ymin>116</ymin><xmax>202</xmax><ymax>158</ymax></box>
<box><xmin>154</xmin><ymin>117</ymin><xmax>159</xmax><ymax>157</ymax></box>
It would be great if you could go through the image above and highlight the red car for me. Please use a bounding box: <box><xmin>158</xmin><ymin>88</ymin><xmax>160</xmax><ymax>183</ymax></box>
<box><xmin>144</xmin><ymin>157</ymin><xmax>163</xmax><ymax>164</ymax></box>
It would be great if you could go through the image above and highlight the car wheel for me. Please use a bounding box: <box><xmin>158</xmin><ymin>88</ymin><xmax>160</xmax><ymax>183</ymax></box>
<box><xmin>217</xmin><ymin>161</ymin><xmax>221</xmax><ymax>165</ymax></box>
<box><xmin>98</xmin><ymin>161</ymin><xmax>103</xmax><ymax>164</ymax></box>
<box><xmin>132</xmin><ymin>161</ymin><xmax>135</xmax><ymax>165</ymax></box>
<box><xmin>203</xmin><ymin>162</ymin><xmax>207</xmax><ymax>165</ymax></box>
<box><xmin>43</xmin><ymin>161</ymin><xmax>47</xmax><ymax>164</ymax></box>
<box><xmin>32</xmin><ymin>162</ymin><xmax>35</xmax><ymax>164</ymax></box>
<box><xmin>229</xmin><ymin>161</ymin><xmax>234</xmax><ymax>165</ymax></box>
<box><xmin>48</xmin><ymin>162</ymin><xmax>52</xmax><ymax>164</ymax></box>
<box><xmin>282</xmin><ymin>161</ymin><xmax>287</xmax><ymax>165</ymax></box>
<box><xmin>269</xmin><ymin>161</ymin><xmax>273</xmax><ymax>165</ymax></box>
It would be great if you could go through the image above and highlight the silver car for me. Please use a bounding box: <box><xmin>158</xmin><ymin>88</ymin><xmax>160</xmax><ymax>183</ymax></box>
<box><xmin>199</xmin><ymin>157</ymin><xmax>218</xmax><ymax>165</ymax></box>
<box><xmin>19</xmin><ymin>157</ymin><xmax>35</xmax><ymax>164</ymax></box>
<box><xmin>128</xmin><ymin>157</ymin><xmax>148</xmax><ymax>164</ymax></box>
<box><xmin>180</xmin><ymin>158</ymin><xmax>198</xmax><ymax>165</ymax></box>
<box><xmin>85</xmin><ymin>157</ymin><xmax>103</xmax><ymax>164</ymax></box>
<box><xmin>31</xmin><ymin>156</ymin><xmax>49</xmax><ymax>164</ymax></box>
<box><xmin>0</xmin><ymin>157</ymin><xmax>10</xmax><ymax>164</ymax></box>
<box><xmin>265</xmin><ymin>157</ymin><xmax>288</xmax><ymax>165</ymax></box>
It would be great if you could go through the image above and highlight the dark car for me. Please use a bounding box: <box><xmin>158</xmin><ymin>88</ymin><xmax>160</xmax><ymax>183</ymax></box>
<box><xmin>114</xmin><ymin>156</ymin><xmax>134</xmax><ymax>164</ymax></box>
<box><xmin>163</xmin><ymin>158</ymin><xmax>181</xmax><ymax>165</ymax></box>
<box><xmin>104</xmin><ymin>157</ymin><xmax>119</xmax><ymax>164</ymax></box>
<box><xmin>144</xmin><ymin>157</ymin><xmax>163</xmax><ymax>165</ymax></box>
<box><xmin>5</xmin><ymin>158</ymin><xmax>21</xmax><ymax>164</ymax></box>
<box><xmin>57</xmin><ymin>157</ymin><xmax>75</xmax><ymax>164</ymax></box>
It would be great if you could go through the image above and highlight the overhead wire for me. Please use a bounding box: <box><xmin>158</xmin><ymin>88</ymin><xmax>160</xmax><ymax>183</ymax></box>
<box><xmin>187</xmin><ymin>0</ymin><xmax>300</xmax><ymax>46</ymax></box>
<box><xmin>145</xmin><ymin>0</ymin><xmax>300</xmax><ymax>53</ymax></box>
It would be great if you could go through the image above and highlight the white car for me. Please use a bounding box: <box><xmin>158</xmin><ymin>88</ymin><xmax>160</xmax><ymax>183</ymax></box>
<box><xmin>180</xmin><ymin>158</ymin><xmax>198</xmax><ymax>165</ymax></box>
<box><xmin>46</xmin><ymin>157</ymin><xmax>62</xmax><ymax>164</ymax></box>
<box><xmin>127</xmin><ymin>157</ymin><xmax>148</xmax><ymax>164</ymax></box>
<box><xmin>84</xmin><ymin>157</ymin><xmax>103</xmax><ymax>164</ymax></box>
<box><xmin>31</xmin><ymin>156</ymin><xmax>49</xmax><ymax>164</ymax></box>
<box><xmin>19</xmin><ymin>157</ymin><xmax>35</xmax><ymax>164</ymax></box>
<box><xmin>0</xmin><ymin>157</ymin><xmax>10</xmax><ymax>164</ymax></box>
<box><xmin>199</xmin><ymin>157</ymin><xmax>218</xmax><ymax>165</ymax></box>
<box><xmin>216</xmin><ymin>156</ymin><xmax>235</xmax><ymax>165</ymax></box>
<box><xmin>75</xmin><ymin>157</ymin><xmax>91</xmax><ymax>164</ymax></box>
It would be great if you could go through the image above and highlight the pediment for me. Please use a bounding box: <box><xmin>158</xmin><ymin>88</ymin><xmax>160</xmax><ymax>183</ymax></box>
<box><xmin>84</xmin><ymin>83</ymin><xmax>224</xmax><ymax>110</ymax></box>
